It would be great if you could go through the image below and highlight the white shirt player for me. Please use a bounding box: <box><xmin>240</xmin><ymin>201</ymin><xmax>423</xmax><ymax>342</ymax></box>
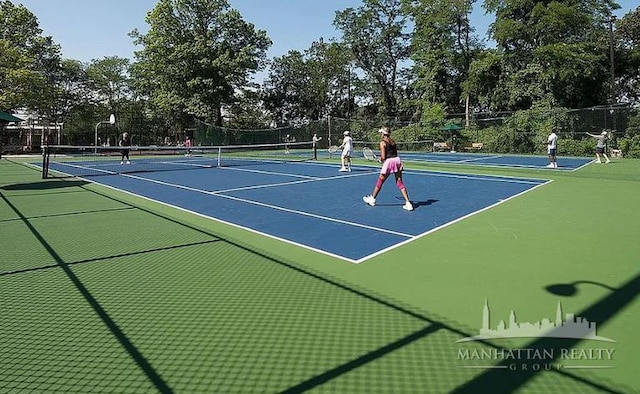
<box><xmin>341</xmin><ymin>135</ymin><xmax>353</xmax><ymax>156</ymax></box>
<box><xmin>547</xmin><ymin>132</ymin><xmax>558</xmax><ymax>152</ymax></box>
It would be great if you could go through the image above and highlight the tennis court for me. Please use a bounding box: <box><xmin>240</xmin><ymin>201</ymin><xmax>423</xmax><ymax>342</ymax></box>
<box><xmin>40</xmin><ymin>148</ymin><xmax>549</xmax><ymax>262</ymax></box>
<box><xmin>1</xmin><ymin>152</ymin><xmax>639</xmax><ymax>393</ymax></box>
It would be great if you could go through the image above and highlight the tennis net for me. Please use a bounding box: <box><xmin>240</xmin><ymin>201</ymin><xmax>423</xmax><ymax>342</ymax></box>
<box><xmin>41</xmin><ymin>141</ymin><xmax>314</xmax><ymax>178</ymax></box>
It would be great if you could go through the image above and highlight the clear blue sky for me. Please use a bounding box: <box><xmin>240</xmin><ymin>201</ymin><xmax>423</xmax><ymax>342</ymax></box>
<box><xmin>15</xmin><ymin>0</ymin><xmax>638</xmax><ymax>64</ymax></box>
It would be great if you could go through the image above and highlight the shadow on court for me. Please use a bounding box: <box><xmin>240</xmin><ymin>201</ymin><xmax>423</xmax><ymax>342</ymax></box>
<box><xmin>374</xmin><ymin>199</ymin><xmax>438</xmax><ymax>209</ymax></box>
<box><xmin>1</xmin><ymin>179</ymin><xmax>89</xmax><ymax>191</ymax></box>
<box><xmin>413</xmin><ymin>198</ymin><xmax>438</xmax><ymax>208</ymax></box>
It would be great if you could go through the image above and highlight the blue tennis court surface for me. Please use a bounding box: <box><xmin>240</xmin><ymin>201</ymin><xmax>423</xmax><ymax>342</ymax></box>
<box><xmin>46</xmin><ymin>159</ymin><xmax>550</xmax><ymax>262</ymax></box>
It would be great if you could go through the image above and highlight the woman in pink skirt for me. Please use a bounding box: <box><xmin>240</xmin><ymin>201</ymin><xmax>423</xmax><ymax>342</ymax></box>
<box><xmin>363</xmin><ymin>126</ymin><xmax>413</xmax><ymax>211</ymax></box>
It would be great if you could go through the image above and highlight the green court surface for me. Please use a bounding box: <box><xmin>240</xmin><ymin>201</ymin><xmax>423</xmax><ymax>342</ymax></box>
<box><xmin>1</xmin><ymin>156</ymin><xmax>639</xmax><ymax>393</ymax></box>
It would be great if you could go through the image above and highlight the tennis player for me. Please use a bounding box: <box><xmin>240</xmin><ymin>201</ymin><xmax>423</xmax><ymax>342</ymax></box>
<box><xmin>546</xmin><ymin>130</ymin><xmax>558</xmax><ymax>168</ymax></box>
<box><xmin>185</xmin><ymin>135</ymin><xmax>192</xmax><ymax>157</ymax></box>
<box><xmin>338</xmin><ymin>131</ymin><xmax>353</xmax><ymax>172</ymax></box>
<box><xmin>119</xmin><ymin>132</ymin><xmax>131</xmax><ymax>165</ymax></box>
<box><xmin>586</xmin><ymin>131</ymin><xmax>611</xmax><ymax>164</ymax></box>
<box><xmin>312</xmin><ymin>133</ymin><xmax>322</xmax><ymax>160</ymax></box>
<box><xmin>284</xmin><ymin>134</ymin><xmax>291</xmax><ymax>154</ymax></box>
<box><xmin>363</xmin><ymin>126</ymin><xmax>413</xmax><ymax>211</ymax></box>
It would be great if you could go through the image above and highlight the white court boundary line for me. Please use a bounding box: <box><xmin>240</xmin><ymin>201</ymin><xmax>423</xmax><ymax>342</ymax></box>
<box><xmin>116</xmin><ymin>172</ymin><xmax>415</xmax><ymax>238</ymax></box>
<box><xmin>353</xmin><ymin>179</ymin><xmax>552</xmax><ymax>263</ymax></box>
<box><xmin>43</xmin><ymin>161</ymin><xmax>552</xmax><ymax>264</ymax></box>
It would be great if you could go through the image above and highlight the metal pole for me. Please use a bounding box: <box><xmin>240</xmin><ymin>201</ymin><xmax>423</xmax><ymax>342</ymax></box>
<box><xmin>608</xmin><ymin>15</ymin><xmax>617</xmax><ymax>131</ymax></box>
<box><xmin>607</xmin><ymin>15</ymin><xmax>616</xmax><ymax>104</ymax></box>
<box><xmin>347</xmin><ymin>64</ymin><xmax>351</xmax><ymax>131</ymax></box>
<box><xmin>94</xmin><ymin>114</ymin><xmax>115</xmax><ymax>153</ymax></box>
<box><xmin>0</xmin><ymin>124</ymin><xmax>4</xmax><ymax>160</ymax></box>
<box><xmin>94</xmin><ymin>121</ymin><xmax>102</xmax><ymax>154</ymax></box>
<box><xmin>328</xmin><ymin>115</ymin><xmax>331</xmax><ymax>147</ymax></box>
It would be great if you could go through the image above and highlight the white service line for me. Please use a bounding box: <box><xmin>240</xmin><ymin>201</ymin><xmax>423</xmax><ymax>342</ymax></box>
<box><xmin>404</xmin><ymin>169</ymin><xmax>546</xmax><ymax>185</ymax></box>
<box><xmin>122</xmin><ymin>172</ymin><xmax>414</xmax><ymax>238</ymax></box>
<box><xmin>218</xmin><ymin>166</ymin><xmax>322</xmax><ymax>179</ymax></box>
<box><xmin>458</xmin><ymin>155</ymin><xmax>504</xmax><ymax>163</ymax></box>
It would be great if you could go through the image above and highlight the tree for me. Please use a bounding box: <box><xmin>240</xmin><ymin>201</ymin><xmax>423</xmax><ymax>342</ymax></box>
<box><xmin>0</xmin><ymin>0</ymin><xmax>61</xmax><ymax>112</ymax></box>
<box><xmin>225</xmin><ymin>88</ymin><xmax>270</xmax><ymax>129</ymax></box>
<box><xmin>51</xmin><ymin>59</ymin><xmax>87</xmax><ymax>120</ymax></box>
<box><xmin>262</xmin><ymin>51</ymin><xmax>314</xmax><ymax>124</ymax></box>
<box><xmin>262</xmin><ymin>40</ymin><xmax>352</xmax><ymax>124</ymax></box>
<box><xmin>406</xmin><ymin>0</ymin><xmax>482</xmax><ymax>116</ymax></box>
<box><xmin>479</xmin><ymin>0</ymin><xmax>619</xmax><ymax>110</ymax></box>
<box><xmin>334</xmin><ymin>0</ymin><xmax>411</xmax><ymax>118</ymax></box>
<box><xmin>130</xmin><ymin>0</ymin><xmax>271</xmax><ymax>126</ymax></box>
<box><xmin>616</xmin><ymin>7</ymin><xmax>640</xmax><ymax>104</ymax></box>
<box><xmin>85</xmin><ymin>56</ymin><xmax>132</xmax><ymax>117</ymax></box>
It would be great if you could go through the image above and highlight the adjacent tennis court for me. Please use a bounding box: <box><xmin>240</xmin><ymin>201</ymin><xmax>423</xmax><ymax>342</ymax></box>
<box><xmin>400</xmin><ymin>151</ymin><xmax>593</xmax><ymax>170</ymax></box>
<box><xmin>323</xmin><ymin>145</ymin><xmax>594</xmax><ymax>171</ymax></box>
<box><xmin>2</xmin><ymin>151</ymin><xmax>639</xmax><ymax>394</ymax></box>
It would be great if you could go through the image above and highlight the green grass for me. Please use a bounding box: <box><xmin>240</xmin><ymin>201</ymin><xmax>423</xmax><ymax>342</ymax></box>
<box><xmin>1</xmin><ymin>156</ymin><xmax>639</xmax><ymax>393</ymax></box>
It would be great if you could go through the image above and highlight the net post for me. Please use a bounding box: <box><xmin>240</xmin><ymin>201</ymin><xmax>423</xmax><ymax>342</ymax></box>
<box><xmin>217</xmin><ymin>147</ymin><xmax>222</xmax><ymax>167</ymax></box>
<box><xmin>41</xmin><ymin>145</ymin><xmax>49</xmax><ymax>179</ymax></box>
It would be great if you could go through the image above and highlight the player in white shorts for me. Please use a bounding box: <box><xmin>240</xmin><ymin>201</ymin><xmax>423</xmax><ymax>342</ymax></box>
<box><xmin>338</xmin><ymin>131</ymin><xmax>353</xmax><ymax>172</ymax></box>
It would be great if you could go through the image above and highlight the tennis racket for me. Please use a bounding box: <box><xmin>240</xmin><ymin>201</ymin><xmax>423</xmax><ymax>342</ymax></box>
<box><xmin>328</xmin><ymin>145</ymin><xmax>339</xmax><ymax>154</ymax></box>
<box><xmin>363</xmin><ymin>147</ymin><xmax>378</xmax><ymax>162</ymax></box>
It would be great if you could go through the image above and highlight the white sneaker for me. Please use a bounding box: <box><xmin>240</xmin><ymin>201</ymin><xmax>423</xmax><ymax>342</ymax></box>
<box><xmin>605</xmin><ymin>159</ymin><xmax>611</xmax><ymax>164</ymax></box>
<box><xmin>403</xmin><ymin>201</ymin><xmax>414</xmax><ymax>211</ymax></box>
<box><xmin>595</xmin><ymin>159</ymin><xmax>601</xmax><ymax>164</ymax></box>
<box><xmin>553</xmin><ymin>163</ymin><xmax>557</xmax><ymax>168</ymax></box>
<box><xmin>546</xmin><ymin>163</ymin><xmax>554</xmax><ymax>168</ymax></box>
<box><xmin>126</xmin><ymin>160</ymin><xmax>130</xmax><ymax>165</ymax></box>
<box><xmin>363</xmin><ymin>195</ymin><xmax>376</xmax><ymax>206</ymax></box>
<box><xmin>339</xmin><ymin>167</ymin><xmax>348</xmax><ymax>172</ymax></box>
<box><xmin>120</xmin><ymin>161</ymin><xmax>124</xmax><ymax>165</ymax></box>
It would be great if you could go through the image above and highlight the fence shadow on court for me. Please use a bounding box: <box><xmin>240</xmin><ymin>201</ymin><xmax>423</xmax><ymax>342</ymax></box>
<box><xmin>1</xmin><ymin>176</ymin><xmax>634</xmax><ymax>394</ymax></box>
<box><xmin>1</xmin><ymin>179</ymin><xmax>89</xmax><ymax>191</ymax></box>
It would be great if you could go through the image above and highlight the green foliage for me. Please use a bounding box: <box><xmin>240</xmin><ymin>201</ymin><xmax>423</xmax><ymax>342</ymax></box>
<box><xmin>0</xmin><ymin>1</ymin><xmax>61</xmax><ymax>112</ymax></box>
<box><xmin>482</xmin><ymin>0</ymin><xmax>615</xmax><ymax>111</ymax></box>
<box><xmin>478</xmin><ymin>107</ymin><xmax>572</xmax><ymax>154</ymax></box>
<box><xmin>617</xmin><ymin>135</ymin><xmax>640</xmax><ymax>158</ymax></box>
<box><xmin>130</xmin><ymin>0</ymin><xmax>271</xmax><ymax>125</ymax></box>
<box><xmin>334</xmin><ymin>0</ymin><xmax>410</xmax><ymax>117</ymax></box>
<box><xmin>555</xmin><ymin>137</ymin><xmax>596</xmax><ymax>157</ymax></box>
<box><xmin>625</xmin><ymin>111</ymin><xmax>640</xmax><ymax>137</ymax></box>
<box><xmin>4</xmin><ymin>0</ymin><xmax>640</xmax><ymax>152</ymax></box>
<box><xmin>406</xmin><ymin>0</ymin><xmax>478</xmax><ymax>113</ymax></box>
<box><xmin>463</xmin><ymin>50</ymin><xmax>502</xmax><ymax>111</ymax></box>
<box><xmin>262</xmin><ymin>42</ymin><xmax>352</xmax><ymax>123</ymax></box>
<box><xmin>616</xmin><ymin>8</ymin><xmax>640</xmax><ymax>103</ymax></box>
<box><xmin>419</xmin><ymin>102</ymin><xmax>452</xmax><ymax>141</ymax></box>
<box><xmin>616</xmin><ymin>111</ymin><xmax>640</xmax><ymax>157</ymax></box>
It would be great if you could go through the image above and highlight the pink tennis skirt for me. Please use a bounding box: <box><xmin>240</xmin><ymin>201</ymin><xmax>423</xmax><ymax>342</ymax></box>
<box><xmin>380</xmin><ymin>157</ymin><xmax>403</xmax><ymax>174</ymax></box>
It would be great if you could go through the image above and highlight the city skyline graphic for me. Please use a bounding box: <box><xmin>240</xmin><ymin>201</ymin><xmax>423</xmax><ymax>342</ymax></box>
<box><xmin>456</xmin><ymin>299</ymin><xmax>616</xmax><ymax>343</ymax></box>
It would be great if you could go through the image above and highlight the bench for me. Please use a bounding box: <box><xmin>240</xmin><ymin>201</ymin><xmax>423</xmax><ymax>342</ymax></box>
<box><xmin>463</xmin><ymin>142</ymin><xmax>484</xmax><ymax>152</ymax></box>
<box><xmin>433</xmin><ymin>142</ymin><xmax>451</xmax><ymax>152</ymax></box>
